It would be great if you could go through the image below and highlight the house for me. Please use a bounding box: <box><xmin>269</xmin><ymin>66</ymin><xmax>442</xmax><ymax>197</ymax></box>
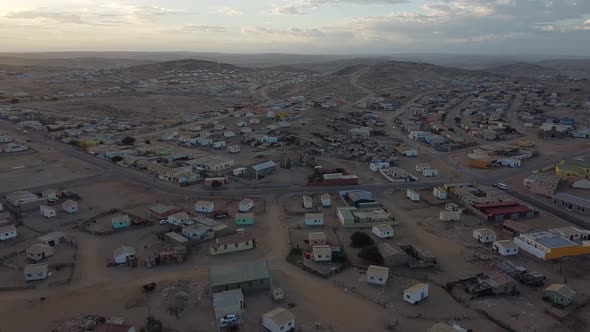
<box><xmin>191</xmin><ymin>155</ymin><xmax>235</xmax><ymax>172</ymax></box>
<box><xmin>24</xmin><ymin>263</ymin><xmax>49</xmax><ymax>281</ymax></box>
<box><xmin>182</xmin><ymin>224</ymin><xmax>213</xmax><ymax>240</ymax></box>
<box><xmin>62</xmin><ymin>199</ymin><xmax>78</xmax><ymax>213</ymax></box>
<box><xmin>165</xmin><ymin>232</ymin><xmax>188</xmax><ymax>246</ymax></box>
<box><xmin>247</xmin><ymin>160</ymin><xmax>277</xmax><ymax>180</ymax></box>
<box><xmin>369</xmin><ymin>160</ymin><xmax>390</xmax><ymax>172</ymax></box>
<box><xmin>544</xmin><ymin>284</ymin><xmax>576</xmax><ymax>307</ymax></box>
<box><xmin>209</xmin><ymin>259</ymin><xmax>271</xmax><ymax>293</ymax></box>
<box><xmin>95</xmin><ymin>324</ymin><xmax>136</xmax><ymax>332</ymax></box>
<box><xmin>213</xmin><ymin>289</ymin><xmax>245</xmax><ymax>319</ymax></box>
<box><xmin>235</xmin><ymin>213</ymin><xmax>254</xmax><ymax>226</ymax></box>
<box><xmin>42</xmin><ymin>189</ymin><xmax>58</xmax><ymax>202</ymax></box>
<box><xmin>227</xmin><ymin>145</ymin><xmax>240</xmax><ymax>153</ymax></box>
<box><xmin>224</xmin><ymin>131</ymin><xmax>236</xmax><ymax>138</ymax></box>
<box><xmin>262</xmin><ymin>308</ymin><xmax>295</xmax><ymax>332</ymax></box>
<box><xmin>37</xmin><ymin>232</ymin><xmax>67</xmax><ymax>246</ymax></box>
<box><xmin>167</xmin><ymin>212</ymin><xmax>190</xmax><ymax>226</ymax></box>
<box><xmin>404</xmin><ymin>283</ymin><xmax>429</xmax><ymax>304</ymax></box>
<box><xmin>308</xmin><ymin>232</ymin><xmax>327</xmax><ymax>246</ymax></box>
<box><xmin>113</xmin><ymin>246</ymin><xmax>136</xmax><ymax>264</ymax></box>
<box><xmin>26</xmin><ymin>243</ymin><xmax>54</xmax><ymax>261</ymax></box>
<box><xmin>239</xmin><ymin>198</ymin><xmax>254</xmax><ymax>212</ymax></box>
<box><xmin>148</xmin><ymin>205</ymin><xmax>184</xmax><ymax>219</ymax></box>
<box><xmin>210</xmin><ymin>232</ymin><xmax>255</xmax><ymax>255</ymax></box>
<box><xmin>572</xmin><ymin>178</ymin><xmax>590</xmax><ymax>189</ymax></box>
<box><xmin>337</xmin><ymin>207</ymin><xmax>396</xmax><ymax>228</ymax></box>
<box><xmin>320</xmin><ymin>193</ymin><xmax>331</xmax><ymax>207</ymax></box>
<box><xmin>493</xmin><ymin>240</ymin><xmax>519</xmax><ymax>256</ymax></box>
<box><xmin>555</xmin><ymin>158</ymin><xmax>590</xmax><ymax>179</ymax></box>
<box><xmin>6</xmin><ymin>190</ymin><xmax>47</xmax><ymax>209</ymax></box>
<box><xmin>379</xmin><ymin>243</ymin><xmax>410</xmax><ymax>267</ymax></box>
<box><xmin>195</xmin><ymin>200</ymin><xmax>214</xmax><ymax>213</ymax></box>
<box><xmin>312</xmin><ymin>245</ymin><xmax>332</xmax><ymax>262</ymax></box>
<box><xmin>304</xmin><ymin>213</ymin><xmax>324</xmax><ymax>226</ymax></box>
<box><xmin>39</xmin><ymin>205</ymin><xmax>56</xmax><ymax>219</ymax></box>
<box><xmin>550</xmin><ymin>226</ymin><xmax>590</xmax><ymax>241</ymax></box>
<box><xmin>213</xmin><ymin>141</ymin><xmax>226</xmax><ymax>149</ymax></box>
<box><xmin>112</xmin><ymin>214</ymin><xmax>131</xmax><ymax>229</ymax></box>
<box><xmin>3</xmin><ymin>143</ymin><xmax>28</xmax><ymax>152</ymax></box>
<box><xmin>372</xmin><ymin>224</ymin><xmax>393</xmax><ymax>239</ymax></box>
<box><xmin>366</xmin><ymin>265</ymin><xmax>389</xmax><ymax>285</ymax></box>
<box><xmin>406</xmin><ymin>189</ymin><xmax>420</xmax><ymax>202</ymax></box>
<box><xmin>473</xmin><ymin>229</ymin><xmax>496</xmax><ymax>243</ymax></box>
<box><xmin>302</xmin><ymin>195</ymin><xmax>313</xmax><ymax>209</ymax></box>
<box><xmin>433</xmin><ymin>187</ymin><xmax>448</xmax><ymax>200</ymax></box>
<box><xmin>552</xmin><ymin>193</ymin><xmax>590</xmax><ymax>215</ymax></box>
<box><xmin>0</xmin><ymin>224</ymin><xmax>17</xmax><ymax>241</ymax></box>
<box><xmin>514</xmin><ymin>230</ymin><xmax>590</xmax><ymax>260</ymax></box>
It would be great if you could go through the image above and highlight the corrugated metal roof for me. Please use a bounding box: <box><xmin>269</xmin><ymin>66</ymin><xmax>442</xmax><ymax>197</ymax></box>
<box><xmin>210</xmin><ymin>259</ymin><xmax>270</xmax><ymax>287</ymax></box>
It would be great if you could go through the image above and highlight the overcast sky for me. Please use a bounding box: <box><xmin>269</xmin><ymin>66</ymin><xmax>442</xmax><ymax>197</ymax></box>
<box><xmin>1</xmin><ymin>0</ymin><xmax>589</xmax><ymax>54</ymax></box>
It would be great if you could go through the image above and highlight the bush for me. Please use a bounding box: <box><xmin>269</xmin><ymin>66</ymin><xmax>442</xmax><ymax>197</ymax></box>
<box><xmin>144</xmin><ymin>139</ymin><xmax>151</xmax><ymax>144</ymax></box>
<box><xmin>10</xmin><ymin>97</ymin><xmax>19</xmax><ymax>104</ymax></box>
<box><xmin>350</xmin><ymin>231</ymin><xmax>374</xmax><ymax>248</ymax></box>
<box><xmin>111</xmin><ymin>155</ymin><xmax>123</xmax><ymax>162</ymax></box>
<box><xmin>121</xmin><ymin>136</ymin><xmax>136</xmax><ymax>145</ymax></box>
<box><xmin>358</xmin><ymin>245</ymin><xmax>383</xmax><ymax>264</ymax></box>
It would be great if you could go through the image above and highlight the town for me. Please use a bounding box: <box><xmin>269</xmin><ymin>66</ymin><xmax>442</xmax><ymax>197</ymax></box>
<box><xmin>1</xmin><ymin>51</ymin><xmax>590</xmax><ymax>332</ymax></box>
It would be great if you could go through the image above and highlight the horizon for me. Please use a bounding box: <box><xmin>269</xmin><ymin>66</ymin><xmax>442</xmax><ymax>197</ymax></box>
<box><xmin>1</xmin><ymin>0</ymin><xmax>590</xmax><ymax>55</ymax></box>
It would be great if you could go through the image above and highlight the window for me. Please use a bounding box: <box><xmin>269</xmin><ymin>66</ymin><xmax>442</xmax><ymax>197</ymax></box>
<box><xmin>379</xmin><ymin>278</ymin><xmax>383</xmax><ymax>281</ymax></box>
<box><xmin>406</xmin><ymin>294</ymin><xmax>411</xmax><ymax>299</ymax></box>
<box><xmin>224</xmin><ymin>245</ymin><xmax>227</xmax><ymax>249</ymax></box>
<box><xmin>235</xmin><ymin>243</ymin><xmax>238</xmax><ymax>248</ymax></box>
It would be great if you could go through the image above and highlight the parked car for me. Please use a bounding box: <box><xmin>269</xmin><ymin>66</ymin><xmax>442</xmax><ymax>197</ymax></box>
<box><xmin>495</xmin><ymin>183</ymin><xmax>508</xmax><ymax>190</ymax></box>
<box><xmin>159</xmin><ymin>219</ymin><xmax>168</xmax><ymax>225</ymax></box>
<box><xmin>219</xmin><ymin>314</ymin><xmax>238</xmax><ymax>326</ymax></box>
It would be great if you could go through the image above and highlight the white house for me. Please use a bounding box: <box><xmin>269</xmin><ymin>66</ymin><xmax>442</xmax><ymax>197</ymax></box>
<box><xmin>366</xmin><ymin>265</ymin><xmax>389</xmax><ymax>286</ymax></box>
<box><xmin>407</xmin><ymin>189</ymin><xmax>420</xmax><ymax>202</ymax></box>
<box><xmin>500</xmin><ymin>158</ymin><xmax>521</xmax><ymax>168</ymax></box>
<box><xmin>312</xmin><ymin>245</ymin><xmax>332</xmax><ymax>262</ymax></box>
<box><xmin>320</xmin><ymin>193</ymin><xmax>331</xmax><ymax>207</ymax></box>
<box><xmin>372</xmin><ymin>224</ymin><xmax>394</xmax><ymax>239</ymax></box>
<box><xmin>233</xmin><ymin>167</ymin><xmax>247</xmax><ymax>176</ymax></box>
<box><xmin>422</xmin><ymin>168</ymin><xmax>439</xmax><ymax>177</ymax></box>
<box><xmin>236</xmin><ymin>121</ymin><xmax>246</xmax><ymax>127</ymax></box>
<box><xmin>304</xmin><ymin>213</ymin><xmax>324</xmax><ymax>226</ymax></box>
<box><xmin>262</xmin><ymin>136</ymin><xmax>278</xmax><ymax>143</ymax></box>
<box><xmin>62</xmin><ymin>200</ymin><xmax>78</xmax><ymax>213</ymax></box>
<box><xmin>24</xmin><ymin>263</ymin><xmax>49</xmax><ymax>281</ymax></box>
<box><xmin>0</xmin><ymin>225</ymin><xmax>17</xmax><ymax>241</ymax></box>
<box><xmin>404</xmin><ymin>283</ymin><xmax>429</xmax><ymax>304</ymax></box>
<box><xmin>369</xmin><ymin>160</ymin><xmax>390</xmax><ymax>172</ymax></box>
<box><xmin>493</xmin><ymin>240</ymin><xmax>519</xmax><ymax>256</ymax></box>
<box><xmin>262</xmin><ymin>308</ymin><xmax>295</xmax><ymax>332</ymax></box>
<box><xmin>3</xmin><ymin>143</ymin><xmax>28</xmax><ymax>152</ymax></box>
<box><xmin>113</xmin><ymin>246</ymin><xmax>136</xmax><ymax>264</ymax></box>
<box><xmin>473</xmin><ymin>229</ymin><xmax>496</xmax><ymax>243</ymax></box>
<box><xmin>302</xmin><ymin>196</ymin><xmax>313</xmax><ymax>209</ymax></box>
<box><xmin>439</xmin><ymin>210</ymin><xmax>461</xmax><ymax>221</ymax></box>
<box><xmin>40</xmin><ymin>205</ymin><xmax>56</xmax><ymax>219</ymax></box>
<box><xmin>433</xmin><ymin>187</ymin><xmax>448</xmax><ymax>199</ymax></box>
<box><xmin>42</xmin><ymin>189</ymin><xmax>58</xmax><ymax>202</ymax></box>
<box><xmin>213</xmin><ymin>141</ymin><xmax>226</xmax><ymax>149</ymax></box>
<box><xmin>0</xmin><ymin>134</ymin><xmax>12</xmax><ymax>143</ymax></box>
<box><xmin>267</xmin><ymin>111</ymin><xmax>275</xmax><ymax>119</ymax></box>
<box><xmin>195</xmin><ymin>201</ymin><xmax>214</xmax><ymax>213</ymax></box>
<box><xmin>241</xmin><ymin>127</ymin><xmax>253</xmax><ymax>134</ymax></box>
<box><xmin>403</xmin><ymin>149</ymin><xmax>418</xmax><ymax>157</ymax></box>
<box><xmin>167</xmin><ymin>212</ymin><xmax>190</xmax><ymax>225</ymax></box>
<box><xmin>249</xmin><ymin>118</ymin><xmax>260</xmax><ymax>124</ymax></box>
<box><xmin>227</xmin><ymin>145</ymin><xmax>241</xmax><ymax>153</ymax></box>
<box><xmin>239</xmin><ymin>198</ymin><xmax>254</xmax><ymax>212</ymax></box>
<box><xmin>224</xmin><ymin>131</ymin><xmax>236</xmax><ymax>138</ymax></box>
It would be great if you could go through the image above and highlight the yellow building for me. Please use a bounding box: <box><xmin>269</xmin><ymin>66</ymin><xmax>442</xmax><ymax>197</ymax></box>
<box><xmin>515</xmin><ymin>230</ymin><xmax>590</xmax><ymax>260</ymax></box>
<box><xmin>556</xmin><ymin>158</ymin><xmax>590</xmax><ymax>179</ymax></box>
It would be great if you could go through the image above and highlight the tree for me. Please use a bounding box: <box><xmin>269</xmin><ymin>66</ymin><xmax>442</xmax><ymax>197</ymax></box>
<box><xmin>358</xmin><ymin>245</ymin><xmax>383</xmax><ymax>265</ymax></box>
<box><xmin>144</xmin><ymin>139</ymin><xmax>151</xmax><ymax>144</ymax></box>
<box><xmin>10</xmin><ymin>97</ymin><xmax>19</xmax><ymax>104</ymax></box>
<box><xmin>111</xmin><ymin>155</ymin><xmax>123</xmax><ymax>163</ymax></box>
<box><xmin>210</xmin><ymin>180</ymin><xmax>223</xmax><ymax>187</ymax></box>
<box><xmin>121</xmin><ymin>136</ymin><xmax>136</xmax><ymax>145</ymax></box>
<box><xmin>350</xmin><ymin>231</ymin><xmax>374</xmax><ymax>248</ymax></box>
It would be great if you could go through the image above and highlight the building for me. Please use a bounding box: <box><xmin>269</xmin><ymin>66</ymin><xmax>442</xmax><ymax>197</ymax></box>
<box><xmin>247</xmin><ymin>160</ymin><xmax>277</xmax><ymax>180</ymax></box>
<box><xmin>37</xmin><ymin>232</ymin><xmax>67</xmax><ymax>246</ymax></box>
<box><xmin>304</xmin><ymin>213</ymin><xmax>324</xmax><ymax>226</ymax></box>
<box><xmin>549</xmin><ymin>226</ymin><xmax>590</xmax><ymax>241</ymax></box>
<box><xmin>378</xmin><ymin>243</ymin><xmax>410</xmax><ymax>267</ymax></box>
<box><xmin>6</xmin><ymin>191</ymin><xmax>47</xmax><ymax>209</ymax></box>
<box><xmin>3</xmin><ymin>143</ymin><xmax>28</xmax><ymax>152</ymax></box>
<box><xmin>262</xmin><ymin>308</ymin><xmax>295</xmax><ymax>332</ymax></box>
<box><xmin>320</xmin><ymin>193</ymin><xmax>331</xmax><ymax>207</ymax></box>
<box><xmin>302</xmin><ymin>195</ymin><xmax>313</xmax><ymax>209</ymax></box>
<box><xmin>95</xmin><ymin>324</ymin><xmax>136</xmax><ymax>332</ymax></box>
<box><xmin>406</xmin><ymin>189</ymin><xmax>420</xmax><ymax>202</ymax></box>
<box><xmin>182</xmin><ymin>224</ymin><xmax>213</xmax><ymax>241</ymax></box>
<box><xmin>0</xmin><ymin>225</ymin><xmax>17</xmax><ymax>241</ymax></box>
<box><xmin>195</xmin><ymin>200</ymin><xmax>214</xmax><ymax>213</ymax></box>
<box><xmin>235</xmin><ymin>213</ymin><xmax>254</xmax><ymax>226</ymax></box>
<box><xmin>167</xmin><ymin>212</ymin><xmax>190</xmax><ymax>225</ymax></box>
<box><xmin>433</xmin><ymin>187</ymin><xmax>448</xmax><ymax>200</ymax></box>
<box><xmin>165</xmin><ymin>232</ymin><xmax>188</xmax><ymax>246</ymax></box>
<box><xmin>556</xmin><ymin>158</ymin><xmax>590</xmax><ymax>179</ymax></box>
<box><xmin>552</xmin><ymin>193</ymin><xmax>590</xmax><ymax>215</ymax></box>
<box><xmin>191</xmin><ymin>155</ymin><xmax>235</xmax><ymax>172</ymax></box>
<box><xmin>502</xmin><ymin>220</ymin><xmax>530</xmax><ymax>236</ymax></box>
<box><xmin>62</xmin><ymin>199</ymin><xmax>78</xmax><ymax>213</ymax></box>
<box><xmin>113</xmin><ymin>246</ymin><xmax>136</xmax><ymax>264</ymax></box>
<box><xmin>213</xmin><ymin>289</ymin><xmax>245</xmax><ymax>319</ymax></box>
<box><xmin>404</xmin><ymin>283</ymin><xmax>429</xmax><ymax>304</ymax></box>
<box><xmin>473</xmin><ymin>229</ymin><xmax>496</xmax><ymax>243</ymax></box>
<box><xmin>308</xmin><ymin>232</ymin><xmax>327</xmax><ymax>246</ymax></box>
<box><xmin>42</xmin><ymin>189</ymin><xmax>58</xmax><ymax>202</ymax></box>
<box><xmin>473</xmin><ymin>201</ymin><xmax>537</xmax><ymax>222</ymax></box>
<box><xmin>514</xmin><ymin>230</ymin><xmax>590</xmax><ymax>260</ymax></box>
<box><xmin>312</xmin><ymin>245</ymin><xmax>332</xmax><ymax>262</ymax></box>
<box><xmin>227</xmin><ymin>145</ymin><xmax>241</xmax><ymax>153</ymax></box>
<box><xmin>209</xmin><ymin>259</ymin><xmax>271</xmax><ymax>293</ymax></box>
<box><xmin>40</xmin><ymin>205</ymin><xmax>56</xmax><ymax>219</ymax></box>
<box><xmin>529</xmin><ymin>175</ymin><xmax>560</xmax><ymax>197</ymax></box>
<box><xmin>493</xmin><ymin>240</ymin><xmax>519</xmax><ymax>256</ymax></box>
<box><xmin>111</xmin><ymin>214</ymin><xmax>131</xmax><ymax>229</ymax></box>
<box><xmin>239</xmin><ymin>198</ymin><xmax>254</xmax><ymax>212</ymax></box>
<box><xmin>24</xmin><ymin>263</ymin><xmax>49</xmax><ymax>281</ymax></box>
<box><xmin>439</xmin><ymin>210</ymin><xmax>461</xmax><ymax>221</ymax></box>
<box><xmin>337</xmin><ymin>207</ymin><xmax>396</xmax><ymax>228</ymax></box>
<box><xmin>372</xmin><ymin>224</ymin><xmax>393</xmax><ymax>239</ymax></box>
<box><xmin>26</xmin><ymin>243</ymin><xmax>54</xmax><ymax>261</ymax></box>
<box><xmin>366</xmin><ymin>265</ymin><xmax>389</xmax><ymax>285</ymax></box>
<box><xmin>544</xmin><ymin>284</ymin><xmax>576</xmax><ymax>307</ymax></box>
<box><xmin>210</xmin><ymin>232</ymin><xmax>255</xmax><ymax>255</ymax></box>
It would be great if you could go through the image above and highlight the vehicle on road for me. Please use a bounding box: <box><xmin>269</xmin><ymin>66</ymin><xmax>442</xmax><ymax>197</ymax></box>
<box><xmin>219</xmin><ymin>314</ymin><xmax>238</xmax><ymax>326</ymax></box>
<box><xmin>159</xmin><ymin>219</ymin><xmax>168</xmax><ymax>225</ymax></box>
<box><xmin>495</xmin><ymin>183</ymin><xmax>509</xmax><ymax>190</ymax></box>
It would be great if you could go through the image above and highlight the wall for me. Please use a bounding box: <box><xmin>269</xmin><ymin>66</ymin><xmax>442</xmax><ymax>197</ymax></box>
<box><xmin>513</xmin><ymin>237</ymin><xmax>546</xmax><ymax>260</ymax></box>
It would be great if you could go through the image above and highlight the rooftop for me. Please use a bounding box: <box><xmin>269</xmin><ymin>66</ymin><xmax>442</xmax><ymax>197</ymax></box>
<box><xmin>210</xmin><ymin>259</ymin><xmax>270</xmax><ymax>287</ymax></box>
<box><xmin>263</xmin><ymin>308</ymin><xmax>294</xmax><ymax>325</ymax></box>
<box><xmin>24</xmin><ymin>263</ymin><xmax>48</xmax><ymax>274</ymax></box>
<box><xmin>545</xmin><ymin>284</ymin><xmax>576</xmax><ymax>298</ymax></box>
<box><xmin>552</xmin><ymin>193</ymin><xmax>590</xmax><ymax>209</ymax></box>
<box><xmin>250</xmin><ymin>160</ymin><xmax>277</xmax><ymax>171</ymax></box>
<box><xmin>522</xmin><ymin>231</ymin><xmax>578</xmax><ymax>249</ymax></box>
<box><xmin>308</xmin><ymin>232</ymin><xmax>327</xmax><ymax>241</ymax></box>
<box><xmin>367</xmin><ymin>265</ymin><xmax>389</xmax><ymax>278</ymax></box>
<box><xmin>405</xmin><ymin>283</ymin><xmax>429</xmax><ymax>293</ymax></box>
<box><xmin>211</xmin><ymin>232</ymin><xmax>253</xmax><ymax>248</ymax></box>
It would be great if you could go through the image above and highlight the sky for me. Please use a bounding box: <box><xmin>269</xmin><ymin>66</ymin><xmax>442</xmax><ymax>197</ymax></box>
<box><xmin>1</xmin><ymin>0</ymin><xmax>589</xmax><ymax>55</ymax></box>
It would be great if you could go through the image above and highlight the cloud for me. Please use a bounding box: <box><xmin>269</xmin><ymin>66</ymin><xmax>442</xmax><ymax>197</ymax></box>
<box><xmin>272</xmin><ymin>0</ymin><xmax>408</xmax><ymax>15</ymax></box>
<box><xmin>183</xmin><ymin>25</ymin><xmax>228</xmax><ymax>33</ymax></box>
<box><xmin>218</xmin><ymin>6</ymin><xmax>244</xmax><ymax>17</ymax></box>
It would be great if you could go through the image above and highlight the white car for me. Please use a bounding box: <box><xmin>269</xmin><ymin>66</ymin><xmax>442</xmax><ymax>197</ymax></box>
<box><xmin>159</xmin><ymin>219</ymin><xmax>168</xmax><ymax>225</ymax></box>
<box><xmin>495</xmin><ymin>183</ymin><xmax>509</xmax><ymax>190</ymax></box>
<box><xmin>219</xmin><ymin>313</ymin><xmax>238</xmax><ymax>326</ymax></box>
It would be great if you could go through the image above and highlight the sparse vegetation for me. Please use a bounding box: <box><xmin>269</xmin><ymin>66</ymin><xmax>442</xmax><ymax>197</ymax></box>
<box><xmin>286</xmin><ymin>247</ymin><xmax>303</xmax><ymax>264</ymax></box>
<box><xmin>121</xmin><ymin>136</ymin><xmax>136</xmax><ymax>145</ymax></box>
<box><xmin>358</xmin><ymin>245</ymin><xmax>383</xmax><ymax>264</ymax></box>
<box><xmin>110</xmin><ymin>155</ymin><xmax>123</xmax><ymax>163</ymax></box>
<box><xmin>351</xmin><ymin>231</ymin><xmax>374</xmax><ymax>248</ymax></box>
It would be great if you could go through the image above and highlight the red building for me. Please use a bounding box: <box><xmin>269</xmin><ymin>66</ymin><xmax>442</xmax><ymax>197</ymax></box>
<box><xmin>473</xmin><ymin>201</ymin><xmax>538</xmax><ymax>222</ymax></box>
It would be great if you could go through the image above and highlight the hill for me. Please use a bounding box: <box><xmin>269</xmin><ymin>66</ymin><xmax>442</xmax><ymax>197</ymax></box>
<box><xmin>482</xmin><ymin>62</ymin><xmax>560</xmax><ymax>78</ymax></box>
<box><xmin>537</xmin><ymin>59</ymin><xmax>590</xmax><ymax>78</ymax></box>
<box><xmin>0</xmin><ymin>56</ymin><xmax>155</xmax><ymax>69</ymax></box>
